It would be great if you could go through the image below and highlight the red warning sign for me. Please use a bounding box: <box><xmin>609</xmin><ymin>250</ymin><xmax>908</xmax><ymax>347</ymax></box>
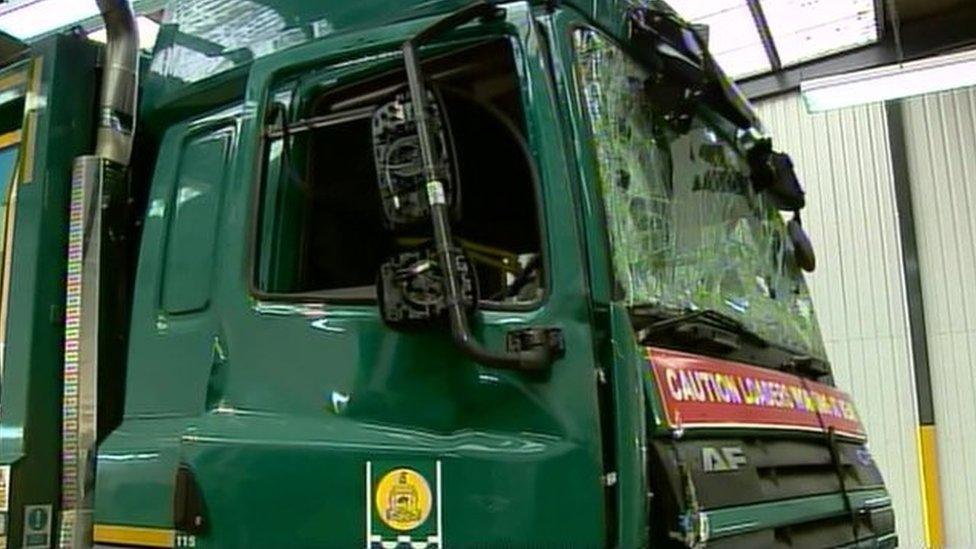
<box><xmin>648</xmin><ymin>347</ymin><xmax>865</xmax><ymax>440</ymax></box>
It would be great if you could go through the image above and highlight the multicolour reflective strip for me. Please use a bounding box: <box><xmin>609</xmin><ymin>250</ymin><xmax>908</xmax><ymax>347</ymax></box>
<box><xmin>59</xmin><ymin>157</ymin><xmax>87</xmax><ymax>547</ymax></box>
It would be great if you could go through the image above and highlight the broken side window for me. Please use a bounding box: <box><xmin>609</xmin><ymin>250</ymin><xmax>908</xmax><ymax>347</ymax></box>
<box><xmin>256</xmin><ymin>39</ymin><xmax>544</xmax><ymax>306</ymax></box>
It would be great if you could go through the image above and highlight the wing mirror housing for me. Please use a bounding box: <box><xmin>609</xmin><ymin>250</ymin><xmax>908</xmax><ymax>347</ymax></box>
<box><xmin>372</xmin><ymin>89</ymin><xmax>471</xmax><ymax>328</ymax></box>
<box><xmin>788</xmin><ymin>215</ymin><xmax>816</xmax><ymax>272</ymax></box>
<box><xmin>378</xmin><ymin>245</ymin><xmax>477</xmax><ymax>328</ymax></box>
<box><xmin>745</xmin><ymin>137</ymin><xmax>815</xmax><ymax>271</ymax></box>
<box><xmin>373</xmin><ymin>1</ymin><xmax>557</xmax><ymax>372</ymax></box>
<box><xmin>372</xmin><ymin>89</ymin><xmax>459</xmax><ymax>228</ymax></box>
<box><xmin>747</xmin><ymin>138</ymin><xmax>806</xmax><ymax>211</ymax></box>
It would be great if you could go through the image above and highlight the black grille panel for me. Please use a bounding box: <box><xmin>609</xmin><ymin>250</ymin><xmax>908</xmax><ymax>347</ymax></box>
<box><xmin>647</xmin><ymin>433</ymin><xmax>894</xmax><ymax>547</ymax></box>
<box><xmin>708</xmin><ymin>507</ymin><xmax>897</xmax><ymax>548</ymax></box>
<box><xmin>649</xmin><ymin>435</ymin><xmax>884</xmax><ymax>510</ymax></box>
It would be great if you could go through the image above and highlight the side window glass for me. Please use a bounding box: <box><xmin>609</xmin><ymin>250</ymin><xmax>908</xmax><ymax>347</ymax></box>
<box><xmin>162</xmin><ymin>128</ymin><xmax>232</xmax><ymax>314</ymax></box>
<box><xmin>0</xmin><ymin>134</ymin><xmax>19</xmax><ymax>383</ymax></box>
<box><xmin>0</xmin><ymin>137</ymin><xmax>20</xmax><ymax>280</ymax></box>
<box><xmin>256</xmin><ymin>39</ymin><xmax>545</xmax><ymax>305</ymax></box>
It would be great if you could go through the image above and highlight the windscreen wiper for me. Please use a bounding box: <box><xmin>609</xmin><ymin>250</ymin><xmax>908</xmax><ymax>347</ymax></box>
<box><xmin>633</xmin><ymin>306</ymin><xmax>833</xmax><ymax>378</ymax></box>
<box><xmin>633</xmin><ymin>307</ymin><xmax>769</xmax><ymax>354</ymax></box>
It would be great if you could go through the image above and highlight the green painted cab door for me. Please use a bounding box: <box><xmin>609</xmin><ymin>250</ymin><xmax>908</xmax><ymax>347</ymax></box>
<box><xmin>97</xmin><ymin>4</ymin><xmax>610</xmax><ymax>547</ymax></box>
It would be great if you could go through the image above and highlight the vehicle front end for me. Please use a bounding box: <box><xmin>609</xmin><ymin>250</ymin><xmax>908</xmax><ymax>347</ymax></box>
<box><xmin>561</xmin><ymin>3</ymin><xmax>898</xmax><ymax>545</ymax></box>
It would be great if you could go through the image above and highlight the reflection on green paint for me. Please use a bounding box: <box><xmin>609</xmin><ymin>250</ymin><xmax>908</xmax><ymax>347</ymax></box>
<box><xmin>575</xmin><ymin>30</ymin><xmax>826</xmax><ymax>359</ymax></box>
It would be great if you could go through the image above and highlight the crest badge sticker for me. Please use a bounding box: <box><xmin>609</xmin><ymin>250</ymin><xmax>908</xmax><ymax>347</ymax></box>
<box><xmin>367</xmin><ymin>461</ymin><xmax>441</xmax><ymax>548</ymax></box>
<box><xmin>375</xmin><ymin>468</ymin><xmax>432</xmax><ymax>531</ymax></box>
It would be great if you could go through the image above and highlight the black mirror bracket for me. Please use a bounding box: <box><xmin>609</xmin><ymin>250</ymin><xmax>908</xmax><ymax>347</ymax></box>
<box><xmin>747</xmin><ymin>138</ymin><xmax>806</xmax><ymax>211</ymax></box>
<box><xmin>427</xmin><ymin>177</ymin><xmax>554</xmax><ymax>371</ymax></box>
<box><xmin>399</xmin><ymin>3</ymin><xmax>556</xmax><ymax>372</ymax></box>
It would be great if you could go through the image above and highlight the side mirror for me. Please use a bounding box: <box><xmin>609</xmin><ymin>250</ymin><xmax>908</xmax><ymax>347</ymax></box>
<box><xmin>378</xmin><ymin>245</ymin><xmax>477</xmax><ymax>328</ymax></box>
<box><xmin>788</xmin><ymin>215</ymin><xmax>816</xmax><ymax>272</ymax></box>
<box><xmin>748</xmin><ymin>140</ymin><xmax>805</xmax><ymax>211</ymax></box>
<box><xmin>372</xmin><ymin>87</ymin><xmax>471</xmax><ymax>329</ymax></box>
<box><xmin>372</xmin><ymin>89</ymin><xmax>459</xmax><ymax>228</ymax></box>
<box><xmin>379</xmin><ymin>1</ymin><xmax>558</xmax><ymax>372</ymax></box>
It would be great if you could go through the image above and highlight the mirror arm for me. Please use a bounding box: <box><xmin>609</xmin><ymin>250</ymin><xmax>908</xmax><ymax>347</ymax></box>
<box><xmin>401</xmin><ymin>7</ymin><xmax>552</xmax><ymax>371</ymax></box>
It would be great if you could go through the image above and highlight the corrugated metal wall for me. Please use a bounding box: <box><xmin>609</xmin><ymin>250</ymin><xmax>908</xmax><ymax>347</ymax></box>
<box><xmin>755</xmin><ymin>94</ymin><xmax>926</xmax><ymax>545</ymax></box>
<box><xmin>900</xmin><ymin>86</ymin><xmax>976</xmax><ymax>546</ymax></box>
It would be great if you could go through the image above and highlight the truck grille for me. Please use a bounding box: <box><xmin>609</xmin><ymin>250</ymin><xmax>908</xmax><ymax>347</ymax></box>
<box><xmin>708</xmin><ymin>507</ymin><xmax>897</xmax><ymax>548</ymax></box>
<box><xmin>649</xmin><ymin>435</ymin><xmax>883</xmax><ymax>509</ymax></box>
<box><xmin>647</xmin><ymin>433</ymin><xmax>892</xmax><ymax>547</ymax></box>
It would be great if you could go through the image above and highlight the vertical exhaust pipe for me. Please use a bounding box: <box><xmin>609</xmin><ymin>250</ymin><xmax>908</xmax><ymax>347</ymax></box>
<box><xmin>94</xmin><ymin>0</ymin><xmax>139</xmax><ymax>165</ymax></box>
<box><xmin>59</xmin><ymin>2</ymin><xmax>138</xmax><ymax>547</ymax></box>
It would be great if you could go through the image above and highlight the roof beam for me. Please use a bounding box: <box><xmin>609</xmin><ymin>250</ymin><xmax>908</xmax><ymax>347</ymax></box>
<box><xmin>739</xmin><ymin>1</ymin><xmax>976</xmax><ymax>100</ymax></box>
<box><xmin>745</xmin><ymin>0</ymin><xmax>782</xmax><ymax>71</ymax></box>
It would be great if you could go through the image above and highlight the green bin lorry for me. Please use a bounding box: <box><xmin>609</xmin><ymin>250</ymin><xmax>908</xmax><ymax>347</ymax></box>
<box><xmin>0</xmin><ymin>0</ymin><xmax>897</xmax><ymax>547</ymax></box>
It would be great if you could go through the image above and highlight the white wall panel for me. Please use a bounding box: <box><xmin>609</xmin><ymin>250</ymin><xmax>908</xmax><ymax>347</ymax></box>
<box><xmin>756</xmin><ymin>93</ymin><xmax>925</xmax><ymax>545</ymax></box>
<box><xmin>901</xmin><ymin>87</ymin><xmax>976</xmax><ymax>546</ymax></box>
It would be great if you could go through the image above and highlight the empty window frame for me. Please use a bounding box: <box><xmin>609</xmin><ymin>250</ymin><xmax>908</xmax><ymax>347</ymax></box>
<box><xmin>256</xmin><ymin>39</ymin><xmax>545</xmax><ymax>305</ymax></box>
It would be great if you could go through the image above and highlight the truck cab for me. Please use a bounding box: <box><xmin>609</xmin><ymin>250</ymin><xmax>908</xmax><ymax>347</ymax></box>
<box><xmin>0</xmin><ymin>0</ymin><xmax>896</xmax><ymax>547</ymax></box>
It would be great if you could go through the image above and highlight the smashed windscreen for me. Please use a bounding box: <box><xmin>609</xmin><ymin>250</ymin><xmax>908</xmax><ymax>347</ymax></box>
<box><xmin>575</xmin><ymin>28</ymin><xmax>826</xmax><ymax>360</ymax></box>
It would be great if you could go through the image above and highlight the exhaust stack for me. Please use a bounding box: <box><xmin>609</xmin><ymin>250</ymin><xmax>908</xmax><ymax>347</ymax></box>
<box><xmin>59</xmin><ymin>2</ymin><xmax>139</xmax><ymax>546</ymax></box>
<box><xmin>94</xmin><ymin>0</ymin><xmax>139</xmax><ymax>165</ymax></box>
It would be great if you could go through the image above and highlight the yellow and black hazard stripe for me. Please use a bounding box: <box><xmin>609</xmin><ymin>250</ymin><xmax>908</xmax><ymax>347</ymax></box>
<box><xmin>93</xmin><ymin>524</ymin><xmax>176</xmax><ymax>548</ymax></box>
<box><xmin>886</xmin><ymin>102</ymin><xmax>944</xmax><ymax>548</ymax></box>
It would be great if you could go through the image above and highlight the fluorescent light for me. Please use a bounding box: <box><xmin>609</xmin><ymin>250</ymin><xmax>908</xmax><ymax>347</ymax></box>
<box><xmin>801</xmin><ymin>49</ymin><xmax>976</xmax><ymax>112</ymax></box>
<box><xmin>0</xmin><ymin>0</ymin><xmax>99</xmax><ymax>40</ymax></box>
<box><xmin>88</xmin><ymin>16</ymin><xmax>160</xmax><ymax>51</ymax></box>
<box><xmin>667</xmin><ymin>0</ymin><xmax>743</xmax><ymax>21</ymax></box>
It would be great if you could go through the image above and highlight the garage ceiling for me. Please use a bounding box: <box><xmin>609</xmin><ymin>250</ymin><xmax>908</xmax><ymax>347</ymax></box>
<box><xmin>895</xmin><ymin>0</ymin><xmax>968</xmax><ymax>21</ymax></box>
<box><xmin>0</xmin><ymin>0</ymin><xmax>970</xmax><ymax>83</ymax></box>
<box><xmin>668</xmin><ymin>0</ymin><xmax>973</xmax><ymax>81</ymax></box>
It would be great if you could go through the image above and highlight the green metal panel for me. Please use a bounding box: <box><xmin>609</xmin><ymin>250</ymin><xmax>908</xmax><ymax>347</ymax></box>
<box><xmin>707</xmin><ymin>488</ymin><xmax>892</xmax><ymax>539</ymax></box>
<box><xmin>0</xmin><ymin>35</ymin><xmax>99</xmax><ymax>546</ymax></box>
<box><xmin>98</xmin><ymin>4</ymin><xmax>608</xmax><ymax>546</ymax></box>
<box><xmin>141</xmin><ymin>0</ymin><xmax>633</xmax><ymax>116</ymax></box>
<box><xmin>120</xmin><ymin>106</ymin><xmax>241</xmax><ymax>419</ymax></box>
<box><xmin>95</xmin><ymin>111</ymin><xmax>244</xmax><ymax>529</ymax></box>
<box><xmin>162</xmin><ymin>127</ymin><xmax>233</xmax><ymax>314</ymax></box>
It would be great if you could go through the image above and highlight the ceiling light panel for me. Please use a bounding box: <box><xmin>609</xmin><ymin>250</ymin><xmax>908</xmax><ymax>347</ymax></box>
<box><xmin>802</xmin><ymin>48</ymin><xmax>976</xmax><ymax>112</ymax></box>
<box><xmin>760</xmin><ymin>0</ymin><xmax>878</xmax><ymax>67</ymax></box>
<box><xmin>0</xmin><ymin>0</ymin><xmax>100</xmax><ymax>40</ymax></box>
<box><xmin>667</xmin><ymin>0</ymin><xmax>771</xmax><ymax>78</ymax></box>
